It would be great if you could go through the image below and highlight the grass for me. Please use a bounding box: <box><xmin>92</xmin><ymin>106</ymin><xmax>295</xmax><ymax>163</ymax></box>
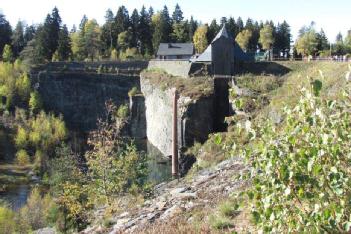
<box><xmin>141</xmin><ymin>70</ymin><xmax>213</xmax><ymax>100</ymax></box>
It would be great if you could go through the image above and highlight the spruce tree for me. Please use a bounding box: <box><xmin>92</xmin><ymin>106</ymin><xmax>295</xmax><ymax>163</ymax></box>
<box><xmin>24</xmin><ymin>25</ymin><xmax>36</xmax><ymax>44</ymax></box>
<box><xmin>115</xmin><ymin>6</ymin><xmax>130</xmax><ymax>35</ymax></box>
<box><xmin>101</xmin><ymin>9</ymin><xmax>116</xmax><ymax>53</ymax></box>
<box><xmin>236</xmin><ymin>17</ymin><xmax>244</xmax><ymax>32</ymax></box>
<box><xmin>188</xmin><ymin>16</ymin><xmax>198</xmax><ymax>42</ymax></box>
<box><xmin>161</xmin><ymin>5</ymin><xmax>172</xmax><ymax>42</ymax></box>
<box><xmin>0</xmin><ymin>14</ymin><xmax>12</xmax><ymax>59</ymax></box>
<box><xmin>207</xmin><ymin>19</ymin><xmax>220</xmax><ymax>43</ymax></box>
<box><xmin>172</xmin><ymin>3</ymin><xmax>184</xmax><ymax>23</ymax></box>
<box><xmin>12</xmin><ymin>21</ymin><xmax>25</xmax><ymax>57</ymax></box>
<box><xmin>130</xmin><ymin>9</ymin><xmax>140</xmax><ymax>48</ymax></box>
<box><xmin>227</xmin><ymin>17</ymin><xmax>237</xmax><ymax>38</ymax></box>
<box><xmin>138</xmin><ymin>6</ymin><xmax>153</xmax><ymax>55</ymax></box>
<box><xmin>57</xmin><ymin>25</ymin><xmax>72</xmax><ymax>61</ymax></box>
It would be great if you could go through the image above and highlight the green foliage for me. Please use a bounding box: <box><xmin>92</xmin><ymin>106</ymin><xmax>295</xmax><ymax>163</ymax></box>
<box><xmin>2</xmin><ymin>44</ymin><xmax>13</xmax><ymax>62</ymax></box>
<box><xmin>18</xmin><ymin>187</ymin><xmax>59</xmax><ymax>232</ymax></box>
<box><xmin>193</xmin><ymin>25</ymin><xmax>208</xmax><ymax>53</ymax></box>
<box><xmin>86</xmin><ymin>102</ymin><xmax>147</xmax><ymax>205</ymax></box>
<box><xmin>209</xmin><ymin>214</ymin><xmax>233</xmax><ymax>230</ymax></box>
<box><xmin>119</xmin><ymin>47</ymin><xmax>141</xmax><ymax>61</ymax></box>
<box><xmin>29</xmin><ymin>91</ymin><xmax>43</xmax><ymax>113</ymax></box>
<box><xmin>117</xmin><ymin>104</ymin><xmax>129</xmax><ymax>118</ymax></box>
<box><xmin>295</xmin><ymin>30</ymin><xmax>318</xmax><ymax>57</ymax></box>
<box><xmin>236</xmin><ymin>29</ymin><xmax>253</xmax><ymax>52</ymax></box>
<box><xmin>16</xmin><ymin>149</ymin><xmax>30</xmax><ymax>166</ymax></box>
<box><xmin>110</xmin><ymin>48</ymin><xmax>118</xmax><ymax>61</ymax></box>
<box><xmin>233</xmin><ymin>77</ymin><xmax>351</xmax><ymax>232</ymax></box>
<box><xmin>259</xmin><ymin>24</ymin><xmax>275</xmax><ymax>50</ymax></box>
<box><xmin>0</xmin><ymin>205</ymin><xmax>16</xmax><ymax>234</ymax></box>
<box><xmin>15</xmin><ymin>126</ymin><xmax>28</xmax><ymax>148</ymax></box>
<box><xmin>128</xmin><ymin>87</ymin><xmax>138</xmax><ymax>97</ymax></box>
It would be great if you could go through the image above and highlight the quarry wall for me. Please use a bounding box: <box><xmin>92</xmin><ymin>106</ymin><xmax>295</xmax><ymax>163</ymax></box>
<box><xmin>140</xmin><ymin>76</ymin><xmax>214</xmax><ymax>156</ymax></box>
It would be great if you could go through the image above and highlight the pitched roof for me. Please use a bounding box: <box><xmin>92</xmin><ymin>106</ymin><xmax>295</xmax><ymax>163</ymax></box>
<box><xmin>157</xmin><ymin>43</ymin><xmax>194</xmax><ymax>56</ymax></box>
<box><xmin>195</xmin><ymin>25</ymin><xmax>232</xmax><ymax>62</ymax></box>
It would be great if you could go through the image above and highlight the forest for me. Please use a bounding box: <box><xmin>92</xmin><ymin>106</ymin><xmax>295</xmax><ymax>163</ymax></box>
<box><xmin>1</xmin><ymin>4</ymin><xmax>350</xmax><ymax>65</ymax></box>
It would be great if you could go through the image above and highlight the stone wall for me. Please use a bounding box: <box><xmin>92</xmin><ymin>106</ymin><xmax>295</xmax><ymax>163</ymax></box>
<box><xmin>141</xmin><ymin>76</ymin><xmax>214</xmax><ymax>156</ymax></box>
<box><xmin>148</xmin><ymin>60</ymin><xmax>192</xmax><ymax>78</ymax></box>
<box><xmin>37</xmin><ymin>71</ymin><xmax>139</xmax><ymax>131</ymax></box>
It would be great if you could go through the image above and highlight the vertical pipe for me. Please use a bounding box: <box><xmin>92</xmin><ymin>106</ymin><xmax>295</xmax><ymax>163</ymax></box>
<box><xmin>172</xmin><ymin>89</ymin><xmax>179</xmax><ymax>177</ymax></box>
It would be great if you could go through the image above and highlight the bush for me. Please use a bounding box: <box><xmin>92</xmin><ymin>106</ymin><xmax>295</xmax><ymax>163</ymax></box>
<box><xmin>128</xmin><ymin>87</ymin><xmax>138</xmax><ymax>97</ymax></box>
<box><xmin>15</xmin><ymin>126</ymin><xmax>28</xmax><ymax>149</ymax></box>
<box><xmin>117</xmin><ymin>104</ymin><xmax>129</xmax><ymax>119</ymax></box>
<box><xmin>29</xmin><ymin>91</ymin><xmax>43</xmax><ymax>113</ymax></box>
<box><xmin>0</xmin><ymin>206</ymin><xmax>16</xmax><ymax>234</ymax></box>
<box><xmin>16</xmin><ymin>149</ymin><xmax>30</xmax><ymax>166</ymax></box>
<box><xmin>235</xmin><ymin>77</ymin><xmax>351</xmax><ymax>232</ymax></box>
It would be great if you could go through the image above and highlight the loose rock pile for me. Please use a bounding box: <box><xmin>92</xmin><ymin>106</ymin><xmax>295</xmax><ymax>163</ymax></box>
<box><xmin>82</xmin><ymin>157</ymin><xmax>248</xmax><ymax>234</ymax></box>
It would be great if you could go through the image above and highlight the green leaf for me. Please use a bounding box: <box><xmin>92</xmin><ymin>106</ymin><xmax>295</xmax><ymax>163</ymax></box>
<box><xmin>311</xmin><ymin>79</ymin><xmax>323</xmax><ymax>96</ymax></box>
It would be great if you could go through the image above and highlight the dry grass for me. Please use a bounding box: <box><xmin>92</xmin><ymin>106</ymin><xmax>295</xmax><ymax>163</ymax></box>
<box><xmin>141</xmin><ymin>70</ymin><xmax>213</xmax><ymax>100</ymax></box>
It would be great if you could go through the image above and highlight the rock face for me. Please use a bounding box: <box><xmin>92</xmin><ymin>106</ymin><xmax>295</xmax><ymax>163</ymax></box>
<box><xmin>37</xmin><ymin>71</ymin><xmax>140</xmax><ymax>131</ymax></box>
<box><xmin>81</xmin><ymin>157</ymin><xmax>248</xmax><ymax>234</ymax></box>
<box><xmin>129</xmin><ymin>95</ymin><xmax>146</xmax><ymax>139</ymax></box>
<box><xmin>140</xmin><ymin>76</ymin><xmax>214</xmax><ymax>156</ymax></box>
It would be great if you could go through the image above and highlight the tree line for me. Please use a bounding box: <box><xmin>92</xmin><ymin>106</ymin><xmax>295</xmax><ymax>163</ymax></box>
<box><xmin>1</xmin><ymin>4</ymin><xmax>350</xmax><ymax>63</ymax></box>
<box><xmin>295</xmin><ymin>22</ymin><xmax>351</xmax><ymax>58</ymax></box>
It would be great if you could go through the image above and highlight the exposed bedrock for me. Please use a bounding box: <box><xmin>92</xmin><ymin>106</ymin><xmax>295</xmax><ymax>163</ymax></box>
<box><xmin>37</xmin><ymin>71</ymin><xmax>140</xmax><ymax>131</ymax></box>
<box><xmin>140</xmin><ymin>76</ymin><xmax>214</xmax><ymax>156</ymax></box>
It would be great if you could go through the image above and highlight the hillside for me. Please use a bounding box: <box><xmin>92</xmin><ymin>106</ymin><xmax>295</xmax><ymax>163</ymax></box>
<box><xmin>83</xmin><ymin>61</ymin><xmax>351</xmax><ymax>233</ymax></box>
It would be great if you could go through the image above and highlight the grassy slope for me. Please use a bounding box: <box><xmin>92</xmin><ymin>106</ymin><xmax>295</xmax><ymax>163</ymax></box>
<box><xmin>183</xmin><ymin>61</ymin><xmax>351</xmax><ymax>233</ymax></box>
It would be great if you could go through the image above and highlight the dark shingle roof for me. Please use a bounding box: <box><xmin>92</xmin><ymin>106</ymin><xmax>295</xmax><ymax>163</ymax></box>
<box><xmin>157</xmin><ymin>43</ymin><xmax>194</xmax><ymax>56</ymax></box>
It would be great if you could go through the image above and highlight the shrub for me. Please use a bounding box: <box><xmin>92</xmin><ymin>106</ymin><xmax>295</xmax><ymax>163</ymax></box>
<box><xmin>128</xmin><ymin>87</ymin><xmax>138</xmax><ymax>97</ymax></box>
<box><xmin>209</xmin><ymin>214</ymin><xmax>233</xmax><ymax>230</ymax></box>
<box><xmin>234</xmin><ymin>77</ymin><xmax>351</xmax><ymax>232</ymax></box>
<box><xmin>29</xmin><ymin>91</ymin><xmax>43</xmax><ymax>113</ymax></box>
<box><xmin>16</xmin><ymin>149</ymin><xmax>30</xmax><ymax>166</ymax></box>
<box><xmin>0</xmin><ymin>206</ymin><xmax>16</xmax><ymax>234</ymax></box>
<box><xmin>117</xmin><ymin>104</ymin><xmax>129</xmax><ymax>119</ymax></box>
<box><xmin>15</xmin><ymin>126</ymin><xmax>28</xmax><ymax>149</ymax></box>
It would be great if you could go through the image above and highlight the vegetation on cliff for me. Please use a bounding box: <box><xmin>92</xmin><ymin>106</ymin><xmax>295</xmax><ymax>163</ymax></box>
<box><xmin>141</xmin><ymin>69</ymin><xmax>213</xmax><ymax>99</ymax></box>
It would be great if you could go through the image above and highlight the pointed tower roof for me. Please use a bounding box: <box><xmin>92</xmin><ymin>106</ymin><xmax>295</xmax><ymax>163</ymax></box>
<box><xmin>211</xmin><ymin>25</ymin><xmax>230</xmax><ymax>43</ymax></box>
<box><xmin>195</xmin><ymin>25</ymin><xmax>231</xmax><ymax>62</ymax></box>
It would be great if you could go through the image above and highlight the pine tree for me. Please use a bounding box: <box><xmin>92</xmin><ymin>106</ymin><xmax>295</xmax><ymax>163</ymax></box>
<box><xmin>48</xmin><ymin>7</ymin><xmax>62</xmax><ymax>57</ymax></box>
<box><xmin>207</xmin><ymin>19</ymin><xmax>220</xmax><ymax>43</ymax></box>
<box><xmin>12</xmin><ymin>21</ymin><xmax>25</xmax><ymax>57</ymax></box>
<box><xmin>274</xmin><ymin>21</ymin><xmax>291</xmax><ymax>53</ymax></box>
<box><xmin>84</xmin><ymin>19</ymin><xmax>101</xmax><ymax>61</ymax></box>
<box><xmin>57</xmin><ymin>25</ymin><xmax>72</xmax><ymax>61</ymax></box>
<box><xmin>24</xmin><ymin>25</ymin><xmax>36</xmax><ymax>44</ymax></box>
<box><xmin>161</xmin><ymin>5</ymin><xmax>172</xmax><ymax>42</ymax></box>
<box><xmin>115</xmin><ymin>6</ymin><xmax>130</xmax><ymax>35</ymax></box>
<box><xmin>130</xmin><ymin>9</ymin><xmax>140</xmax><ymax>48</ymax></box>
<box><xmin>172</xmin><ymin>22</ymin><xmax>188</xmax><ymax>43</ymax></box>
<box><xmin>220</xmin><ymin>17</ymin><xmax>227</xmax><ymax>27</ymax></box>
<box><xmin>316</xmin><ymin>28</ymin><xmax>329</xmax><ymax>52</ymax></box>
<box><xmin>227</xmin><ymin>17</ymin><xmax>238</xmax><ymax>39</ymax></box>
<box><xmin>0</xmin><ymin>14</ymin><xmax>12</xmax><ymax>59</ymax></box>
<box><xmin>138</xmin><ymin>6</ymin><xmax>153</xmax><ymax>55</ymax></box>
<box><xmin>236</xmin><ymin>17</ymin><xmax>244</xmax><ymax>32</ymax></box>
<box><xmin>101</xmin><ymin>9</ymin><xmax>116</xmax><ymax>51</ymax></box>
<box><xmin>188</xmin><ymin>16</ymin><xmax>198</xmax><ymax>42</ymax></box>
<box><xmin>172</xmin><ymin>3</ymin><xmax>184</xmax><ymax>23</ymax></box>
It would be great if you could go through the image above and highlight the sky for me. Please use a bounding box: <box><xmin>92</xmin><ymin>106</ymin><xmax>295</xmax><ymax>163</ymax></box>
<box><xmin>1</xmin><ymin>0</ymin><xmax>350</xmax><ymax>42</ymax></box>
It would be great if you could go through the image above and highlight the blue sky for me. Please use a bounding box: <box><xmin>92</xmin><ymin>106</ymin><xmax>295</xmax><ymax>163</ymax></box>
<box><xmin>1</xmin><ymin>0</ymin><xmax>350</xmax><ymax>42</ymax></box>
